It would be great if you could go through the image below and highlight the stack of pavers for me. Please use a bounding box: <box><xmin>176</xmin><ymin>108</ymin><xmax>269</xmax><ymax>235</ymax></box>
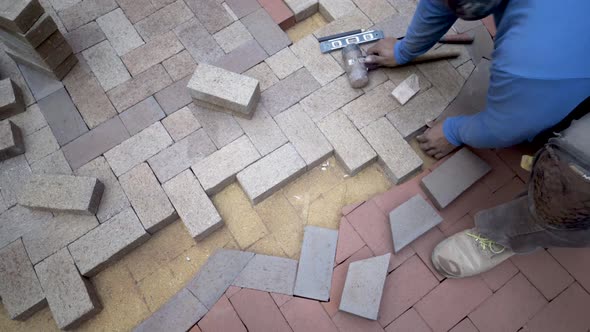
<box><xmin>0</xmin><ymin>77</ymin><xmax>26</xmax><ymax>160</ymax></box>
<box><xmin>0</xmin><ymin>0</ymin><xmax>76</xmax><ymax>79</ymax></box>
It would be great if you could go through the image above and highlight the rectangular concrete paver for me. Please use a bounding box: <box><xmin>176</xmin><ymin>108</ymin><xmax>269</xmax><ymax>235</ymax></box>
<box><xmin>300</xmin><ymin>75</ymin><xmax>363</xmax><ymax>122</ymax></box>
<box><xmin>319</xmin><ymin>0</ymin><xmax>356</xmax><ymax>21</ymax></box>
<box><xmin>340</xmin><ymin>254</ymin><xmax>391</xmax><ymax>320</ymax></box>
<box><xmin>314</xmin><ymin>9</ymin><xmax>372</xmax><ymax>39</ymax></box>
<box><xmin>162</xmin><ymin>50</ymin><xmax>197</xmax><ymax>82</ymax></box>
<box><xmin>0</xmin><ymin>0</ymin><xmax>43</xmax><ymax>34</ymax></box>
<box><xmin>160</xmin><ymin>106</ymin><xmax>201</xmax><ymax>141</ymax></box>
<box><xmin>243</xmin><ymin>62</ymin><xmax>279</xmax><ymax>91</ymax></box>
<box><xmin>148</xmin><ymin>129</ymin><xmax>216</xmax><ymax>183</ymax></box>
<box><xmin>242</xmin><ymin>8</ymin><xmax>291</xmax><ymax>56</ymax></box>
<box><xmin>317</xmin><ymin>110</ymin><xmax>376</xmax><ymax>175</ymax></box>
<box><xmin>237</xmin><ymin>143</ymin><xmax>306</xmax><ymax>204</ymax></box>
<box><xmin>23</xmin><ymin>126</ymin><xmax>59</xmax><ymax>165</ymax></box>
<box><xmin>58</xmin><ymin>0</ymin><xmax>117</xmax><ymax>31</ymax></box>
<box><xmin>225</xmin><ymin>0</ymin><xmax>260</xmax><ymax>18</ymax></box>
<box><xmin>184</xmin><ymin>0</ymin><xmax>233</xmax><ymax>34</ymax></box>
<box><xmin>361</xmin><ymin>117</ymin><xmax>423</xmax><ymax>184</ymax></box>
<box><xmin>0</xmin><ymin>78</ymin><xmax>25</xmax><ymax>120</ymax></box>
<box><xmin>163</xmin><ymin>169</ymin><xmax>223</xmax><ymax>240</ymax></box>
<box><xmin>259</xmin><ymin>67</ymin><xmax>320</xmax><ymax>117</ymax></box>
<box><xmin>18</xmin><ymin>174</ymin><xmax>103</xmax><ymax>215</ymax></box>
<box><xmin>134</xmin><ymin>0</ymin><xmax>193</xmax><ymax>41</ymax></box>
<box><xmin>68</xmin><ymin>207</ymin><xmax>149</xmax><ymax>276</ymax></box>
<box><xmin>233</xmin><ymin>254</ymin><xmax>298</xmax><ymax>295</ymax></box>
<box><xmin>0</xmin><ymin>120</ymin><xmax>24</xmax><ymax>161</ymax></box>
<box><xmin>0</xmin><ymin>239</ymin><xmax>46</xmax><ymax>320</ymax></box>
<box><xmin>173</xmin><ymin>18</ymin><xmax>224</xmax><ymax>64</ymax></box>
<box><xmin>96</xmin><ymin>8</ymin><xmax>144</xmax><ymax>56</ymax></box>
<box><xmin>75</xmin><ymin>156</ymin><xmax>130</xmax><ymax>223</ymax></box>
<box><xmin>192</xmin><ymin>135</ymin><xmax>261</xmax><ymax>195</ymax></box>
<box><xmin>234</xmin><ymin>108</ymin><xmax>288</xmax><ymax>156</ymax></box>
<box><xmin>134</xmin><ymin>288</ymin><xmax>207</xmax><ymax>332</ymax></box>
<box><xmin>30</xmin><ymin>150</ymin><xmax>72</xmax><ymax>175</ymax></box>
<box><xmin>82</xmin><ymin>40</ymin><xmax>131</xmax><ymax>91</ymax></box>
<box><xmin>37</xmin><ymin>88</ymin><xmax>88</xmax><ymax>146</ymax></box>
<box><xmin>121</xmin><ymin>31</ymin><xmax>184</xmax><ymax>76</ymax></box>
<box><xmin>284</xmin><ymin>0</ymin><xmax>318</xmax><ymax>21</ymax></box>
<box><xmin>0</xmin><ymin>205</ymin><xmax>52</xmax><ymax>252</ymax></box>
<box><xmin>34</xmin><ymin>248</ymin><xmax>101</xmax><ymax>330</ymax></box>
<box><xmin>293</xmin><ymin>226</ymin><xmax>338</xmax><ymax>301</ymax></box>
<box><xmin>191</xmin><ymin>103</ymin><xmax>244</xmax><ymax>149</ymax></box>
<box><xmin>107</xmin><ymin>64</ymin><xmax>172</xmax><ymax>112</ymax></box>
<box><xmin>104</xmin><ymin>122</ymin><xmax>173</xmax><ymax>177</ymax></box>
<box><xmin>213</xmin><ymin>21</ymin><xmax>253</xmax><ymax>54</ymax></box>
<box><xmin>119</xmin><ymin>96</ymin><xmax>165</xmax><ymax>136</ymax></box>
<box><xmin>290</xmin><ymin>34</ymin><xmax>343</xmax><ymax>86</ymax></box>
<box><xmin>386</xmin><ymin>87</ymin><xmax>448</xmax><ymax>138</ymax></box>
<box><xmin>342</xmin><ymin>81</ymin><xmax>397</xmax><ymax>129</ymax></box>
<box><xmin>186</xmin><ymin>249</ymin><xmax>255</xmax><ymax>309</ymax></box>
<box><xmin>0</xmin><ymin>155</ymin><xmax>31</xmax><ymax>207</ymax></box>
<box><xmin>154</xmin><ymin>76</ymin><xmax>192</xmax><ymax>115</ymax></box>
<box><xmin>417</xmin><ymin>60</ymin><xmax>465</xmax><ymax>102</ymax></box>
<box><xmin>421</xmin><ymin>148</ymin><xmax>491</xmax><ymax>209</ymax></box>
<box><xmin>275</xmin><ymin>103</ymin><xmax>333</xmax><ymax>168</ymax></box>
<box><xmin>212</xmin><ymin>39</ymin><xmax>268</xmax><ymax>74</ymax></box>
<box><xmin>389</xmin><ymin>195</ymin><xmax>442</xmax><ymax>253</ymax></box>
<box><xmin>265</xmin><ymin>47</ymin><xmax>302</xmax><ymax>79</ymax></box>
<box><xmin>62</xmin><ymin>115</ymin><xmax>130</xmax><ymax>170</ymax></box>
<box><xmin>119</xmin><ymin>163</ymin><xmax>177</xmax><ymax>233</ymax></box>
<box><xmin>64</xmin><ymin>21</ymin><xmax>106</xmax><ymax>54</ymax></box>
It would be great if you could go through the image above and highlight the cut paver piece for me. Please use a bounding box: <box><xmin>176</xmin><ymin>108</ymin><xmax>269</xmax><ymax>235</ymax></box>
<box><xmin>188</xmin><ymin>63</ymin><xmax>261</xmax><ymax>118</ymax></box>
<box><xmin>0</xmin><ymin>239</ymin><xmax>46</xmax><ymax>321</ymax></box>
<box><xmin>119</xmin><ymin>163</ymin><xmax>178</xmax><ymax>233</ymax></box>
<box><xmin>392</xmin><ymin>73</ymin><xmax>420</xmax><ymax>105</ymax></box>
<box><xmin>232</xmin><ymin>254</ymin><xmax>298</xmax><ymax>295</ymax></box>
<box><xmin>421</xmin><ymin>148</ymin><xmax>491</xmax><ymax>209</ymax></box>
<box><xmin>389</xmin><ymin>195</ymin><xmax>442</xmax><ymax>253</ymax></box>
<box><xmin>0</xmin><ymin>120</ymin><xmax>25</xmax><ymax>161</ymax></box>
<box><xmin>317</xmin><ymin>110</ymin><xmax>377</xmax><ymax>175</ymax></box>
<box><xmin>360</xmin><ymin>117</ymin><xmax>423</xmax><ymax>184</ymax></box>
<box><xmin>242</xmin><ymin>8</ymin><xmax>291</xmax><ymax>56</ymax></box>
<box><xmin>134</xmin><ymin>288</ymin><xmax>207</xmax><ymax>332</ymax></box>
<box><xmin>339</xmin><ymin>253</ymin><xmax>391</xmax><ymax>320</ymax></box>
<box><xmin>284</xmin><ymin>0</ymin><xmax>318</xmax><ymax>21</ymax></box>
<box><xmin>163</xmin><ymin>170</ymin><xmax>223</xmax><ymax>240</ymax></box>
<box><xmin>18</xmin><ymin>174</ymin><xmax>104</xmax><ymax>215</ymax></box>
<box><xmin>0</xmin><ymin>78</ymin><xmax>25</xmax><ymax>120</ymax></box>
<box><xmin>192</xmin><ymin>135</ymin><xmax>261</xmax><ymax>195</ymax></box>
<box><xmin>237</xmin><ymin>143</ymin><xmax>306</xmax><ymax>204</ymax></box>
<box><xmin>293</xmin><ymin>226</ymin><xmax>338</xmax><ymax>301</ymax></box>
<box><xmin>186</xmin><ymin>249</ymin><xmax>255</xmax><ymax>309</ymax></box>
<box><xmin>68</xmin><ymin>208</ymin><xmax>149</xmax><ymax>277</ymax></box>
<box><xmin>34</xmin><ymin>248</ymin><xmax>101</xmax><ymax>330</ymax></box>
<box><xmin>275</xmin><ymin>103</ymin><xmax>333</xmax><ymax>168</ymax></box>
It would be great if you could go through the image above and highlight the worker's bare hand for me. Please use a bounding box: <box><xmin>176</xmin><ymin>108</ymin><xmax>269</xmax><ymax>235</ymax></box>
<box><xmin>365</xmin><ymin>37</ymin><xmax>398</xmax><ymax>67</ymax></box>
<box><xmin>416</xmin><ymin>121</ymin><xmax>458</xmax><ymax>159</ymax></box>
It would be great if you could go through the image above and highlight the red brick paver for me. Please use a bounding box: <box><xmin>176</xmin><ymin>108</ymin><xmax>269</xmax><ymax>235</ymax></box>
<box><xmin>480</xmin><ymin>259</ymin><xmax>519</xmax><ymax>291</ymax></box>
<box><xmin>410</xmin><ymin>227</ymin><xmax>446</xmax><ymax>281</ymax></box>
<box><xmin>449</xmin><ymin>318</ymin><xmax>478</xmax><ymax>332</ymax></box>
<box><xmin>281</xmin><ymin>297</ymin><xmax>338</xmax><ymax>332</ymax></box>
<box><xmin>332</xmin><ymin>311</ymin><xmax>385</xmax><ymax>332</ymax></box>
<box><xmin>230</xmin><ymin>288</ymin><xmax>292</xmax><ymax>332</ymax></box>
<box><xmin>384</xmin><ymin>308</ymin><xmax>431</xmax><ymax>332</ymax></box>
<box><xmin>198</xmin><ymin>295</ymin><xmax>247</xmax><ymax>332</ymax></box>
<box><xmin>271</xmin><ymin>292</ymin><xmax>293</xmax><ymax>307</ymax></box>
<box><xmin>549</xmin><ymin>247</ymin><xmax>590</xmax><ymax>293</ymax></box>
<box><xmin>335</xmin><ymin>217</ymin><xmax>366</xmax><ymax>265</ymax></box>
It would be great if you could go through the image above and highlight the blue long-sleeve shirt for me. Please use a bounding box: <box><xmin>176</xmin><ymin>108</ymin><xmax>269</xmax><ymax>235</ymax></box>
<box><xmin>395</xmin><ymin>0</ymin><xmax>590</xmax><ymax>148</ymax></box>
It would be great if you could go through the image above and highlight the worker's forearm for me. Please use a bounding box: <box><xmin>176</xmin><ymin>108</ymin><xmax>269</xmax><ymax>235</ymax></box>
<box><xmin>395</xmin><ymin>0</ymin><xmax>457</xmax><ymax>65</ymax></box>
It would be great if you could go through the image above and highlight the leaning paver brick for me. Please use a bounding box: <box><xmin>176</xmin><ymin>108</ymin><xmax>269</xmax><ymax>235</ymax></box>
<box><xmin>0</xmin><ymin>78</ymin><xmax>25</xmax><ymax>120</ymax></box>
<box><xmin>96</xmin><ymin>8</ymin><xmax>144</xmax><ymax>56</ymax></box>
<box><xmin>237</xmin><ymin>143</ymin><xmax>306</xmax><ymax>204</ymax></box>
<box><xmin>420</xmin><ymin>148</ymin><xmax>491</xmax><ymax>209</ymax></box>
<box><xmin>82</xmin><ymin>40</ymin><xmax>131</xmax><ymax>92</ymax></box>
<box><xmin>242</xmin><ymin>8</ymin><xmax>291</xmax><ymax>56</ymax></box>
<box><xmin>103</xmin><ymin>121</ymin><xmax>173</xmax><ymax>177</ymax></box>
<box><xmin>133</xmin><ymin>0</ymin><xmax>194</xmax><ymax>41</ymax></box>
<box><xmin>118</xmin><ymin>162</ymin><xmax>178</xmax><ymax>233</ymax></box>
<box><xmin>386</xmin><ymin>87</ymin><xmax>448</xmax><ymax>138</ymax></box>
<box><xmin>290</xmin><ymin>34</ymin><xmax>343</xmax><ymax>86</ymax></box>
<box><xmin>0</xmin><ymin>120</ymin><xmax>25</xmax><ymax>161</ymax></box>
<box><xmin>184</xmin><ymin>0</ymin><xmax>233</xmax><ymax>34</ymax></box>
<box><xmin>392</xmin><ymin>73</ymin><xmax>420</xmax><ymax>105</ymax></box>
<box><xmin>154</xmin><ymin>76</ymin><xmax>192</xmax><ymax>116</ymax></box>
<box><xmin>134</xmin><ymin>288</ymin><xmax>207</xmax><ymax>332</ymax></box>
<box><xmin>212</xmin><ymin>39</ymin><xmax>268</xmax><ymax>74</ymax></box>
<box><xmin>234</xmin><ymin>108</ymin><xmax>288</xmax><ymax>156</ymax></box>
<box><xmin>339</xmin><ymin>253</ymin><xmax>390</xmax><ymax>320</ymax></box>
<box><xmin>232</xmin><ymin>254</ymin><xmax>298</xmax><ymax>295</ymax></box>
<box><xmin>18</xmin><ymin>174</ymin><xmax>104</xmax><ymax>215</ymax></box>
<box><xmin>106</xmin><ymin>64</ymin><xmax>172</xmax><ymax>112</ymax></box>
<box><xmin>8</xmin><ymin>14</ymin><xmax>56</xmax><ymax>48</ymax></box>
<box><xmin>163</xmin><ymin>169</ymin><xmax>223</xmax><ymax>240</ymax></box>
<box><xmin>293</xmin><ymin>226</ymin><xmax>338</xmax><ymax>301</ymax></box>
<box><xmin>258</xmin><ymin>67</ymin><xmax>320</xmax><ymax>117</ymax></box>
<box><xmin>317</xmin><ymin>110</ymin><xmax>376</xmax><ymax>175</ymax></box>
<box><xmin>283</xmin><ymin>0</ymin><xmax>318</xmax><ymax>22</ymax></box>
<box><xmin>34</xmin><ymin>248</ymin><xmax>101</xmax><ymax>330</ymax></box>
<box><xmin>192</xmin><ymin>135</ymin><xmax>261</xmax><ymax>194</ymax></box>
<box><xmin>389</xmin><ymin>195</ymin><xmax>442</xmax><ymax>253</ymax></box>
<box><xmin>68</xmin><ymin>207</ymin><xmax>149</xmax><ymax>276</ymax></box>
<box><xmin>275</xmin><ymin>103</ymin><xmax>333</xmax><ymax>168</ymax></box>
<box><xmin>341</xmin><ymin>80</ymin><xmax>398</xmax><ymax>129</ymax></box>
<box><xmin>75</xmin><ymin>156</ymin><xmax>130</xmax><ymax>223</ymax></box>
<box><xmin>161</xmin><ymin>106</ymin><xmax>201</xmax><ymax>141</ymax></box>
<box><xmin>0</xmin><ymin>239</ymin><xmax>46</xmax><ymax>321</ymax></box>
<box><xmin>58</xmin><ymin>0</ymin><xmax>117</xmax><ymax>31</ymax></box>
<box><xmin>318</xmin><ymin>0</ymin><xmax>356</xmax><ymax>21</ymax></box>
<box><xmin>121</xmin><ymin>31</ymin><xmax>184</xmax><ymax>76</ymax></box>
<box><xmin>300</xmin><ymin>75</ymin><xmax>363</xmax><ymax>121</ymax></box>
<box><xmin>265</xmin><ymin>47</ymin><xmax>302</xmax><ymax>79</ymax></box>
<box><xmin>360</xmin><ymin>117</ymin><xmax>423</xmax><ymax>184</ymax></box>
<box><xmin>0</xmin><ymin>0</ymin><xmax>44</xmax><ymax>34</ymax></box>
<box><xmin>186</xmin><ymin>249</ymin><xmax>254</xmax><ymax>309</ymax></box>
<box><xmin>188</xmin><ymin>63</ymin><xmax>261</xmax><ymax>117</ymax></box>
<box><xmin>213</xmin><ymin>21</ymin><xmax>253</xmax><ymax>54</ymax></box>
<box><xmin>190</xmin><ymin>103</ymin><xmax>244</xmax><ymax>149</ymax></box>
<box><xmin>119</xmin><ymin>96</ymin><xmax>165</xmax><ymax>136</ymax></box>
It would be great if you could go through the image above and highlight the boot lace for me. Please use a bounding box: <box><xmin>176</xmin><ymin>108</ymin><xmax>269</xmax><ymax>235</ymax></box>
<box><xmin>466</xmin><ymin>232</ymin><xmax>506</xmax><ymax>254</ymax></box>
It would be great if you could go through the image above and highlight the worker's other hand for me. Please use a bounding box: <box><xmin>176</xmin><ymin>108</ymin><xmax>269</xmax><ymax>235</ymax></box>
<box><xmin>417</xmin><ymin>121</ymin><xmax>457</xmax><ymax>159</ymax></box>
<box><xmin>365</xmin><ymin>37</ymin><xmax>398</xmax><ymax>67</ymax></box>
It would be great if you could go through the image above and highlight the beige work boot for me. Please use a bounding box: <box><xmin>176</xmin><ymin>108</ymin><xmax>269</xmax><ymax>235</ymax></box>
<box><xmin>431</xmin><ymin>228</ymin><xmax>514</xmax><ymax>278</ymax></box>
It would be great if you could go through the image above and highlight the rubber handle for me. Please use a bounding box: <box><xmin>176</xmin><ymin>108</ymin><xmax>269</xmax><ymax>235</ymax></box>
<box><xmin>439</xmin><ymin>33</ymin><xmax>474</xmax><ymax>44</ymax></box>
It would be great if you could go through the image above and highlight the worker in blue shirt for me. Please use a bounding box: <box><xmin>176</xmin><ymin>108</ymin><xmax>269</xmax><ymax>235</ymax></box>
<box><xmin>367</xmin><ymin>0</ymin><xmax>590</xmax><ymax>159</ymax></box>
<box><xmin>367</xmin><ymin>0</ymin><xmax>590</xmax><ymax>279</ymax></box>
